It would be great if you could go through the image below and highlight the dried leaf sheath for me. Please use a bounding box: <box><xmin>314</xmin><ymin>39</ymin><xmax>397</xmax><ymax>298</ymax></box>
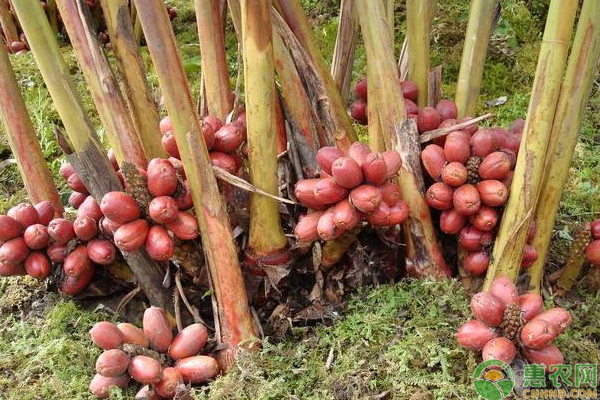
<box><xmin>330</xmin><ymin>0</ymin><xmax>359</xmax><ymax>102</ymax></box>
<box><xmin>0</xmin><ymin>44</ymin><xmax>63</xmax><ymax>213</ymax></box>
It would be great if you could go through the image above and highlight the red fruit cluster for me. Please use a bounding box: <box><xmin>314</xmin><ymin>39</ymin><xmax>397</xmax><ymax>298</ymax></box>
<box><xmin>88</xmin><ymin>307</ymin><xmax>217</xmax><ymax>399</ymax></box>
<box><xmin>294</xmin><ymin>142</ymin><xmax>407</xmax><ymax>243</ymax></box>
<box><xmin>586</xmin><ymin>217</ymin><xmax>600</xmax><ymax>266</ymax></box>
<box><xmin>421</xmin><ymin>118</ymin><xmax>536</xmax><ymax>276</ymax></box>
<box><xmin>348</xmin><ymin>77</ymin><xmax>458</xmax><ymax>131</ymax></box>
<box><xmin>457</xmin><ymin>276</ymin><xmax>570</xmax><ymax>370</ymax></box>
<box><xmin>159</xmin><ymin>111</ymin><xmax>246</xmax><ymax>177</ymax></box>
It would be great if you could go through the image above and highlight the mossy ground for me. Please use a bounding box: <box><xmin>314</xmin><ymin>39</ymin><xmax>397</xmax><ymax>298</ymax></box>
<box><xmin>0</xmin><ymin>1</ymin><xmax>599</xmax><ymax>399</ymax></box>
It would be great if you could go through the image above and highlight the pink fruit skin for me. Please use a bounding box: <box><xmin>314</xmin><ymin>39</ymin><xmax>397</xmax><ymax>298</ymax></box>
<box><xmin>482</xmin><ymin>337</ymin><xmax>517</xmax><ymax>364</ymax></box>
<box><xmin>90</xmin><ymin>321</ymin><xmax>123</xmax><ymax>350</ymax></box>
<box><xmin>520</xmin><ymin>319</ymin><xmax>558</xmax><ymax>349</ymax></box>
<box><xmin>489</xmin><ymin>275</ymin><xmax>518</xmax><ymax>305</ymax></box>
<box><xmin>129</xmin><ymin>355</ymin><xmax>163</xmax><ymax>385</ymax></box>
<box><xmin>117</xmin><ymin>323</ymin><xmax>149</xmax><ymax>348</ymax></box>
<box><xmin>155</xmin><ymin>367</ymin><xmax>184</xmax><ymax>398</ymax></box>
<box><xmin>456</xmin><ymin>319</ymin><xmax>498</xmax><ymax>351</ymax></box>
<box><xmin>523</xmin><ymin>345</ymin><xmax>564</xmax><ymax>372</ymax></box>
<box><xmin>95</xmin><ymin>349</ymin><xmax>130</xmax><ymax>377</ymax></box>
<box><xmin>169</xmin><ymin>323</ymin><xmax>209</xmax><ymax>360</ymax></box>
<box><xmin>175</xmin><ymin>355</ymin><xmax>219</xmax><ymax>383</ymax></box>
<box><xmin>470</xmin><ymin>292</ymin><xmax>505</xmax><ymax>327</ymax></box>
<box><xmin>518</xmin><ymin>293</ymin><xmax>544</xmax><ymax>322</ymax></box>
<box><xmin>89</xmin><ymin>373</ymin><xmax>130</xmax><ymax>399</ymax></box>
<box><xmin>143</xmin><ymin>307</ymin><xmax>173</xmax><ymax>352</ymax></box>
<box><xmin>531</xmin><ymin>307</ymin><xmax>572</xmax><ymax>335</ymax></box>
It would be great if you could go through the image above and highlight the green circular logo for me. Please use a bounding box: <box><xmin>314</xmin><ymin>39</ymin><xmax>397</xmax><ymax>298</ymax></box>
<box><xmin>473</xmin><ymin>359</ymin><xmax>515</xmax><ymax>400</ymax></box>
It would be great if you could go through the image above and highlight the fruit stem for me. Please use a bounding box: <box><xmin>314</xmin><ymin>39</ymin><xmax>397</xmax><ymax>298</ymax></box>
<box><xmin>330</xmin><ymin>0</ymin><xmax>359</xmax><ymax>103</ymax></box>
<box><xmin>357</xmin><ymin>0</ymin><xmax>451</xmax><ymax>279</ymax></box>
<box><xmin>406</xmin><ymin>0</ymin><xmax>431</xmax><ymax>107</ymax></box>
<box><xmin>46</xmin><ymin>0</ymin><xmax>59</xmax><ymax>33</ymax></box>
<box><xmin>483</xmin><ymin>0</ymin><xmax>578</xmax><ymax>290</ymax></box>
<box><xmin>0</xmin><ymin>44</ymin><xmax>63</xmax><ymax>214</ymax></box>
<box><xmin>194</xmin><ymin>0</ymin><xmax>233</xmax><ymax>121</ymax></box>
<box><xmin>133</xmin><ymin>0</ymin><xmax>257</xmax><ymax>367</ymax></box>
<box><xmin>0</xmin><ymin>0</ymin><xmax>19</xmax><ymax>45</ymax></box>
<box><xmin>101</xmin><ymin>0</ymin><xmax>167</xmax><ymax>160</ymax></box>
<box><xmin>56</xmin><ymin>0</ymin><xmax>148</xmax><ymax>170</ymax></box>
<box><xmin>455</xmin><ymin>0</ymin><xmax>500</xmax><ymax>118</ymax></box>
<box><xmin>528</xmin><ymin>0</ymin><xmax>600</xmax><ymax>294</ymax></box>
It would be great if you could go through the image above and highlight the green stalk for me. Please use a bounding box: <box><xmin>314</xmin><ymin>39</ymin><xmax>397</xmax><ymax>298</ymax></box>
<box><xmin>12</xmin><ymin>0</ymin><xmax>171</xmax><ymax>312</ymax></box>
<box><xmin>276</xmin><ymin>0</ymin><xmax>357</xmax><ymax>150</ymax></box>
<box><xmin>101</xmin><ymin>0</ymin><xmax>167</xmax><ymax>160</ymax></box>
<box><xmin>406</xmin><ymin>0</ymin><xmax>430</xmax><ymax>107</ymax></box>
<box><xmin>455</xmin><ymin>0</ymin><xmax>498</xmax><ymax>118</ymax></box>
<box><xmin>357</xmin><ymin>0</ymin><xmax>451</xmax><ymax>279</ymax></box>
<box><xmin>330</xmin><ymin>0</ymin><xmax>359</xmax><ymax>102</ymax></box>
<box><xmin>133</xmin><ymin>0</ymin><xmax>257</xmax><ymax>367</ymax></box>
<box><xmin>527</xmin><ymin>0</ymin><xmax>600</xmax><ymax>294</ymax></box>
<box><xmin>57</xmin><ymin>0</ymin><xmax>147</xmax><ymax>169</ymax></box>
<box><xmin>0</xmin><ymin>0</ymin><xmax>18</xmax><ymax>45</ymax></box>
<box><xmin>0</xmin><ymin>44</ymin><xmax>63</xmax><ymax>213</ymax></box>
<box><xmin>241</xmin><ymin>0</ymin><xmax>288</xmax><ymax>261</ymax></box>
<box><xmin>483</xmin><ymin>0</ymin><xmax>578</xmax><ymax>290</ymax></box>
<box><xmin>195</xmin><ymin>0</ymin><xmax>233</xmax><ymax>121</ymax></box>
<box><xmin>46</xmin><ymin>0</ymin><xmax>59</xmax><ymax>33</ymax></box>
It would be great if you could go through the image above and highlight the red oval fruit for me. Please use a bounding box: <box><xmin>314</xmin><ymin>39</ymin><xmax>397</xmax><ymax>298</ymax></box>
<box><xmin>362</xmin><ymin>153</ymin><xmax>387</xmax><ymax>186</ymax></box>
<box><xmin>209</xmin><ymin>151</ymin><xmax>238</xmax><ymax>174</ymax></box>
<box><xmin>421</xmin><ymin>144</ymin><xmax>446</xmax><ymax>181</ymax></box>
<box><xmin>521</xmin><ymin>319</ymin><xmax>558</xmax><ymax>349</ymax></box>
<box><xmin>586</xmin><ymin>239</ymin><xmax>600</xmax><ymax>265</ymax></box>
<box><xmin>353</xmin><ymin>77</ymin><xmax>367</xmax><ymax>101</ymax></box>
<box><xmin>317</xmin><ymin>208</ymin><xmax>340</xmax><ymax>241</ymax></box>
<box><xmin>67</xmin><ymin>173</ymin><xmax>88</xmax><ymax>193</ymax></box>
<box><xmin>60</xmin><ymin>263</ymin><xmax>95</xmax><ymax>295</ymax></box>
<box><xmin>74</xmin><ymin>216</ymin><xmax>98</xmax><ymax>241</ymax></box>
<box><xmin>444</xmin><ymin>132</ymin><xmax>470</xmax><ymax>164</ymax></box>
<box><xmin>459</xmin><ymin>226</ymin><xmax>485</xmax><ymax>252</ymax></box>
<box><xmin>169</xmin><ymin>323</ymin><xmax>209</xmax><ymax>360</ymax></box>
<box><xmin>501</xmin><ymin>170</ymin><xmax>514</xmax><ymax>189</ymax></box>
<box><xmin>349</xmin><ymin>99</ymin><xmax>368</xmax><ymax>125</ymax></box>
<box><xmin>174</xmin><ymin>356</ymin><xmax>219</xmax><ymax>383</ymax></box>
<box><xmin>0</xmin><ymin>237</ymin><xmax>30</xmax><ymax>266</ymax></box>
<box><xmin>60</xmin><ymin>162</ymin><xmax>75</xmax><ymax>179</ymax></box>
<box><xmin>331</xmin><ymin>157</ymin><xmax>363</xmax><ymax>189</ymax></box>
<box><xmin>0</xmin><ymin>215</ymin><xmax>23</xmax><ymax>241</ymax></box>
<box><xmin>96</xmin><ymin>349</ymin><xmax>130</xmax><ymax>377</ymax></box>
<box><xmin>477</xmin><ymin>180</ymin><xmax>508</xmax><ymax>207</ymax></box>
<box><xmin>77</xmin><ymin>196</ymin><xmax>103</xmax><ymax>222</ymax></box>
<box><xmin>160</xmin><ymin>115</ymin><xmax>173</xmax><ymax>135</ymax></box>
<box><xmin>482</xmin><ymin>337</ymin><xmax>517</xmax><ymax>364</ymax></box>
<box><xmin>69</xmin><ymin>192</ymin><xmax>88</xmax><ymax>209</ymax></box>
<box><xmin>148</xmin><ymin>196</ymin><xmax>179</xmax><ymax>224</ymax></box>
<box><xmin>532</xmin><ymin>307</ymin><xmax>572</xmax><ymax>335</ymax></box>
<box><xmin>456</xmin><ymin>319</ymin><xmax>498</xmax><ymax>351</ymax></box>
<box><xmin>453</xmin><ymin>184</ymin><xmax>481</xmax><ymax>216</ymax></box>
<box><xmin>509</xmin><ymin>118</ymin><xmax>525</xmax><ymax>135</ymax></box>
<box><xmin>147</xmin><ymin>158</ymin><xmax>178</xmax><ymax>197</ymax></box>
<box><xmin>165</xmin><ymin>211</ymin><xmax>199</xmax><ymax>240</ymax></box>
<box><xmin>162</xmin><ymin>131</ymin><xmax>180</xmax><ymax>158</ymax></box>
<box><xmin>457</xmin><ymin>116</ymin><xmax>478</xmax><ymax>135</ymax></box>
<box><xmin>87</xmin><ymin>239</ymin><xmax>117</xmax><ymax>265</ymax></box>
<box><xmin>523</xmin><ymin>346</ymin><xmax>564</xmax><ymax>372</ymax></box>
<box><xmin>100</xmin><ymin>192</ymin><xmax>140</xmax><ymax>224</ymax></box>
<box><xmin>469</xmin><ymin>206</ymin><xmax>497</xmax><ymax>232</ymax></box>
<box><xmin>313</xmin><ymin>178</ymin><xmax>349</xmax><ymax>205</ymax></box>
<box><xmin>155</xmin><ymin>367</ymin><xmax>184</xmax><ymax>398</ymax></box>
<box><xmin>90</xmin><ymin>321</ymin><xmax>123</xmax><ymax>350</ymax></box>
<box><xmin>479</xmin><ymin>151</ymin><xmax>511</xmax><ymax>180</ymax></box>
<box><xmin>143</xmin><ymin>307</ymin><xmax>173</xmax><ymax>352</ymax></box>
<box><xmin>114</xmin><ymin>219</ymin><xmax>149</xmax><ymax>252</ymax></box>
<box><xmin>404</xmin><ymin>98</ymin><xmax>418</xmax><ymax>114</ymax></box>
<box><xmin>174</xmin><ymin>181</ymin><xmax>193</xmax><ymax>210</ymax></box>
<box><xmin>500</xmin><ymin>148</ymin><xmax>517</xmax><ymax>169</ymax></box>
<box><xmin>440</xmin><ymin>209</ymin><xmax>468</xmax><ymax>234</ymax></box>
<box><xmin>521</xmin><ymin>244</ymin><xmax>538</xmax><ymax>268</ymax></box>
<box><xmin>426</xmin><ymin>182</ymin><xmax>454</xmax><ymax>210</ymax></box>
<box><xmin>294</xmin><ymin>211</ymin><xmax>325</xmax><ymax>243</ymax></box>
<box><xmin>135</xmin><ymin>385</ymin><xmax>162</xmax><ymax>400</ymax></box>
<box><xmin>400</xmin><ymin>80</ymin><xmax>418</xmax><ymax>102</ymax></box>
<box><xmin>8</xmin><ymin>203</ymin><xmax>39</xmax><ymax>228</ymax></box>
<box><xmin>64</xmin><ymin>245</ymin><xmax>93</xmax><ymax>275</ymax></box>
<box><xmin>35</xmin><ymin>201</ymin><xmax>57</xmax><ymax>225</ymax></box>
<box><xmin>99</xmin><ymin>217</ymin><xmax>121</xmax><ymax>237</ymax></box>
<box><xmin>129</xmin><ymin>355</ymin><xmax>163</xmax><ymax>385</ymax></box>
<box><xmin>518</xmin><ymin>293</ymin><xmax>544</xmax><ymax>322</ymax></box>
<box><xmin>23</xmin><ymin>224</ymin><xmax>49</xmax><ymax>250</ymax></box>
<box><xmin>0</xmin><ymin>260</ymin><xmax>26</xmax><ymax>277</ymax></box>
<box><xmin>489</xmin><ymin>275</ymin><xmax>518</xmax><ymax>305</ymax></box>
<box><xmin>417</xmin><ymin>107</ymin><xmax>441</xmax><ymax>133</ymax></box>
<box><xmin>379</xmin><ymin>182</ymin><xmax>401</xmax><ymax>206</ymax></box>
<box><xmin>89</xmin><ymin>373</ymin><xmax>130</xmax><ymax>399</ymax></box>
<box><xmin>480</xmin><ymin>231</ymin><xmax>496</xmax><ymax>248</ymax></box>
<box><xmin>214</xmin><ymin>123</ymin><xmax>245</xmax><ymax>153</ymax></box>
<box><xmin>294</xmin><ymin>179</ymin><xmax>326</xmax><ymax>210</ymax></box>
<box><xmin>347</xmin><ymin>142</ymin><xmax>371</xmax><ymax>167</ymax></box>
<box><xmin>350</xmin><ymin>185</ymin><xmax>382</xmax><ymax>213</ymax></box>
<box><xmin>201</xmin><ymin>120</ymin><xmax>216</xmax><ymax>150</ymax></box>
<box><xmin>47</xmin><ymin>243</ymin><xmax>67</xmax><ymax>263</ymax></box>
<box><xmin>316</xmin><ymin>147</ymin><xmax>344</xmax><ymax>175</ymax></box>
<box><xmin>463</xmin><ymin>250</ymin><xmax>490</xmax><ymax>276</ymax></box>
<box><xmin>117</xmin><ymin>323</ymin><xmax>149</xmax><ymax>347</ymax></box>
<box><xmin>389</xmin><ymin>200</ymin><xmax>409</xmax><ymax>225</ymax></box>
<box><xmin>382</xmin><ymin>150</ymin><xmax>402</xmax><ymax>178</ymax></box>
<box><xmin>332</xmin><ymin>199</ymin><xmax>361</xmax><ymax>231</ymax></box>
<box><xmin>204</xmin><ymin>115</ymin><xmax>223</xmax><ymax>132</ymax></box>
<box><xmin>471</xmin><ymin>292</ymin><xmax>505</xmax><ymax>327</ymax></box>
<box><xmin>470</xmin><ymin>129</ymin><xmax>498</xmax><ymax>157</ymax></box>
<box><xmin>590</xmin><ymin>219</ymin><xmax>600</xmax><ymax>240</ymax></box>
<box><xmin>24</xmin><ymin>251</ymin><xmax>51</xmax><ymax>279</ymax></box>
<box><xmin>145</xmin><ymin>225</ymin><xmax>175</xmax><ymax>262</ymax></box>
<box><xmin>366</xmin><ymin>201</ymin><xmax>392</xmax><ymax>226</ymax></box>
<box><xmin>436</xmin><ymin>99</ymin><xmax>458</xmax><ymax>121</ymax></box>
<box><xmin>441</xmin><ymin>162</ymin><xmax>468</xmax><ymax>187</ymax></box>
